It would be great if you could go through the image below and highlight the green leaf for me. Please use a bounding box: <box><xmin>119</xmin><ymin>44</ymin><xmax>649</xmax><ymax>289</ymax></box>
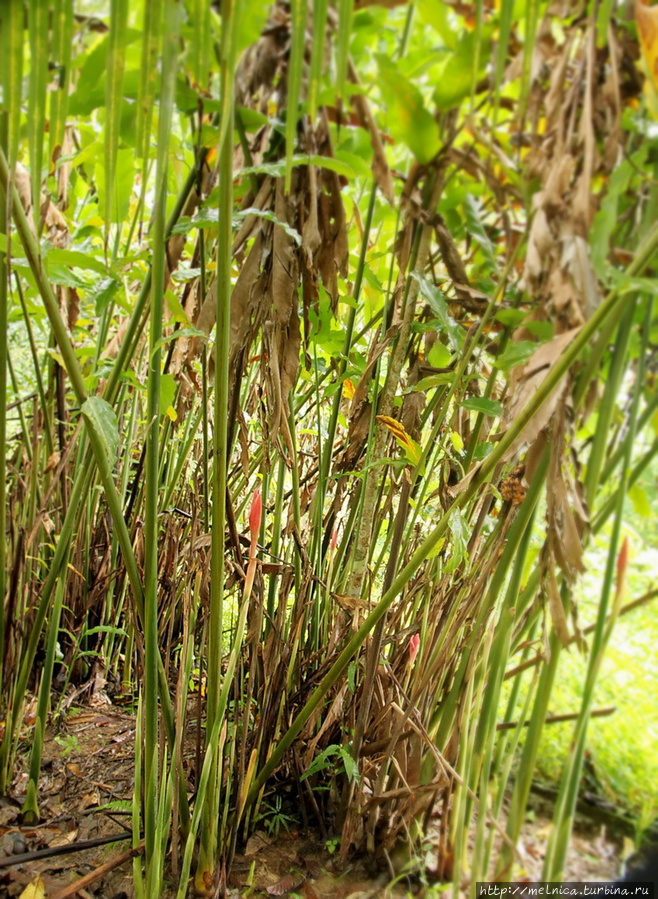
<box><xmin>45</xmin><ymin>248</ymin><xmax>108</xmax><ymax>277</ymax></box>
<box><xmin>375</xmin><ymin>54</ymin><xmax>440</xmax><ymax>164</ymax></box>
<box><xmin>590</xmin><ymin>156</ymin><xmax>637</xmax><ymax>278</ymax></box>
<box><xmin>173</xmin><ymin>206</ymin><xmax>302</xmax><ymax>245</ymax></box>
<box><xmin>301</xmin><ymin>745</ymin><xmax>341</xmax><ymax>780</ymax></box>
<box><xmin>84</xmin><ymin>625</ymin><xmax>129</xmax><ymax>637</ymax></box>
<box><xmin>236</xmin><ymin>0</ymin><xmax>271</xmax><ymax>55</ymax></box>
<box><xmin>412</xmin><ymin>272</ymin><xmax>463</xmax><ymax>350</ymax></box>
<box><xmin>461</xmin><ymin>396</ymin><xmax>503</xmax><ymax>417</ymax></box>
<box><xmin>151</xmin><ymin>328</ymin><xmax>207</xmax><ymax>359</ymax></box>
<box><xmin>445</xmin><ymin>508</ymin><xmax>468</xmax><ymax>573</ymax></box>
<box><xmin>416</xmin><ymin>0</ymin><xmax>457</xmax><ymax>47</ymax></box>
<box><xmin>432</xmin><ymin>29</ymin><xmax>491</xmax><ymax>111</ymax></box>
<box><xmin>159</xmin><ymin>373</ymin><xmax>177</xmax><ymax>416</ymax></box>
<box><xmin>413</xmin><ymin>373</ymin><xmax>455</xmax><ymax>392</ymax></box>
<box><xmin>628</xmin><ymin>484</ymin><xmax>651</xmax><ymax>519</ymax></box>
<box><xmin>347</xmin><ymin>661</ymin><xmax>356</xmax><ymax>694</ymax></box>
<box><xmin>89</xmin><ymin>277</ymin><xmax>121</xmax><ymax>315</ymax></box>
<box><xmin>243</xmin><ymin>154</ymin><xmax>356</xmax><ymax>181</ymax></box>
<box><xmin>338</xmin><ymin>746</ymin><xmax>360</xmax><ymax>783</ymax></box>
<box><xmin>464</xmin><ymin>194</ymin><xmax>498</xmax><ymax>273</ymax></box>
<box><xmin>427</xmin><ymin>342</ymin><xmax>453</xmax><ymax>368</ymax></box>
<box><xmin>81</xmin><ymin>397</ymin><xmax>119</xmax><ymax>467</ymax></box>
<box><xmin>495</xmin><ymin>308</ymin><xmax>526</xmax><ymax>328</ymax></box>
<box><xmin>45</xmin><ymin>264</ymin><xmax>91</xmax><ymax>289</ymax></box>
<box><xmin>494</xmin><ymin>340</ymin><xmax>537</xmax><ymax>371</ymax></box>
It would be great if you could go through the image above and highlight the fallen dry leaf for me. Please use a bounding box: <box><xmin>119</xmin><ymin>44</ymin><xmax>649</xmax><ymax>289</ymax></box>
<box><xmin>266</xmin><ymin>872</ymin><xmax>305</xmax><ymax>895</ymax></box>
<box><xmin>19</xmin><ymin>877</ymin><xmax>45</xmax><ymax>899</ymax></box>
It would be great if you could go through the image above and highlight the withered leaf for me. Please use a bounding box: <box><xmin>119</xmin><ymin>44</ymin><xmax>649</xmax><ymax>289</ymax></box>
<box><xmin>266</xmin><ymin>872</ymin><xmax>305</xmax><ymax>895</ymax></box>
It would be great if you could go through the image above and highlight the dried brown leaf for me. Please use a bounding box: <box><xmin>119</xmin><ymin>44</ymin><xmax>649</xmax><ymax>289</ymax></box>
<box><xmin>267</xmin><ymin>873</ymin><xmax>305</xmax><ymax>895</ymax></box>
<box><xmin>501</xmin><ymin>327</ymin><xmax>581</xmax><ymax>458</ymax></box>
<box><xmin>546</xmin><ymin>555</ymin><xmax>571</xmax><ymax>647</ymax></box>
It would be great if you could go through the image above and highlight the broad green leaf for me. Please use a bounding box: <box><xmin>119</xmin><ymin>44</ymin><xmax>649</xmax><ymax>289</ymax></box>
<box><xmin>45</xmin><ymin>249</ymin><xmax>108</xmax><ymax>277</ymax></box>
<box><xmin>44</xmin><ymin>263</ymin><xmax>90</xmax><ymax>289</ymax></box>
<box><xmin>81</xmin><ymin>397</ymin><xmax>119</xmax><ymax>467</ymax></box>
<box><xmin>461</xmin><ymin>397</ymin><xmax>503</xmax><ymax>417</ymax></box>
<box><xmin>89</xmin><ymin>277</ymin><xmax>121</xmax><ymax>315</ymax></box>
<box><xmin>376</xmin><ymin>54</ymin><xmax>440</xmax><ymax>164</ymax></box>
<box><xmin>494</xmin><ymin>340</ymin><xmax>537</xmax><ymax>371</ymax></box>
<box><xmin>495</xmin><ymin>308</ymin><xmax>526</xmax><ymax>328</ymax></box>
<box><xmin>164</xmin><ymin>289</ymin><xmax>193</xmax><ymax>324</ymax></box>
<box><xmin>236</xmin><ymin>0</ymin><xmax>270</xmax><ymax>55</ymax></box>
<box><xmin>628</xmin><ymin>484</ymin><xmax>651</xmax><ymax>520</ymax></box>
<box><xmin>427</xmin><ymin>342</ymin><xmax>453</xmax><ymax>369</ymax></box>
<box><xmin>414</xmin><ymin>373</ymin><xmax>455</xmax><ymax>392</ymax></box>
<box><xmin>159</xmin><ymin>373</ymin><xmax>177</xmax><ymax>416</ymax></box>
<box><xmin>432</xmin><ymin>29</ymin><xmax>491</xmax><ymax>111</ymax></box>
<box><xmin>416</xmin><ymin>0</ymin><xmax>457</xmax><ymax>48</ymax></box>
<box><xmin>236</xmin><ymin>107</ymin><xmax>270</xmax><ymax>131</ymax></box>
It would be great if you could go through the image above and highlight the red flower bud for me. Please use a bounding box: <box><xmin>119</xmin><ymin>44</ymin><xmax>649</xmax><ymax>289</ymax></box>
<box><xmin>249</xmin><ymin>488</ymin><xmax>262</xmax><ymax>543</ymax></box>
<box><xmin>409</xmin><ymin>633</ymin><xmax>421</xmax><ymax>666</ymax></box>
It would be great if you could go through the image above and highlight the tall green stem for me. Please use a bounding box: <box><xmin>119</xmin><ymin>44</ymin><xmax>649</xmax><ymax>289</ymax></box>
<box><xmin>199</xmin><ymin>0</ymin><xmax>237</xmax><ymax>885</ymax></box>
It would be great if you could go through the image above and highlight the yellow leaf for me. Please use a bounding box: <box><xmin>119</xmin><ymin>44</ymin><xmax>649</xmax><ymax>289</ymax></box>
<box><xmin>376</xmin><ymin>414</ymin><xmax>406</xmax><ymax>441</ymax></box>
<box><xmin>19</xmin><ymin>877</ymin><xmax>45</xmax><ymax>899</ymax></box>
<box><xmin>637</xmin><ymin>1</ymin><xmax>658</xmax><ymax>88</ymax></box>
<box><xmin>450</xmin><ymin>431</ymin><xmax>464</xmax><ymax>454</ymax></box>
<box><xmin>376</xmin><ymin>415</ymin><xmax>423</xmax><ymax>467</ymax></box>
<box><xmin>343</xmin><ymin>378</ymin><xmax>355</xmax><ymax>401</ymax></box>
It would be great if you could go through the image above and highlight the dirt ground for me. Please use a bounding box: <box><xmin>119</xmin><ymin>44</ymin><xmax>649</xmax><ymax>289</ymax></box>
<box><xmin>0</xmin><ymin>703</ymin><xmax>627</xmax><ymax>898</ymax></box>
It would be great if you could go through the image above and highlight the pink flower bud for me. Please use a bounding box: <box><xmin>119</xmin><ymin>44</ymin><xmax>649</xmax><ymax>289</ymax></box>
<box><xmin>330</xmin><ymin>529</ymin><xmax>339</xmax><ymax>552</ymax></box>
<box><xmin>249</xmin><ymin>488</ymin><xmax>262</xmax><ymax>543</ymax></box>
<box><xmin>616</xmin><ymin>536</ymin><xmax>629</xmax><ymax>595</ymax></box>
<box><xmin>409</xmin><ymin>633</ymin><xmax>421</xmax><ymax>666</ymax></box>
